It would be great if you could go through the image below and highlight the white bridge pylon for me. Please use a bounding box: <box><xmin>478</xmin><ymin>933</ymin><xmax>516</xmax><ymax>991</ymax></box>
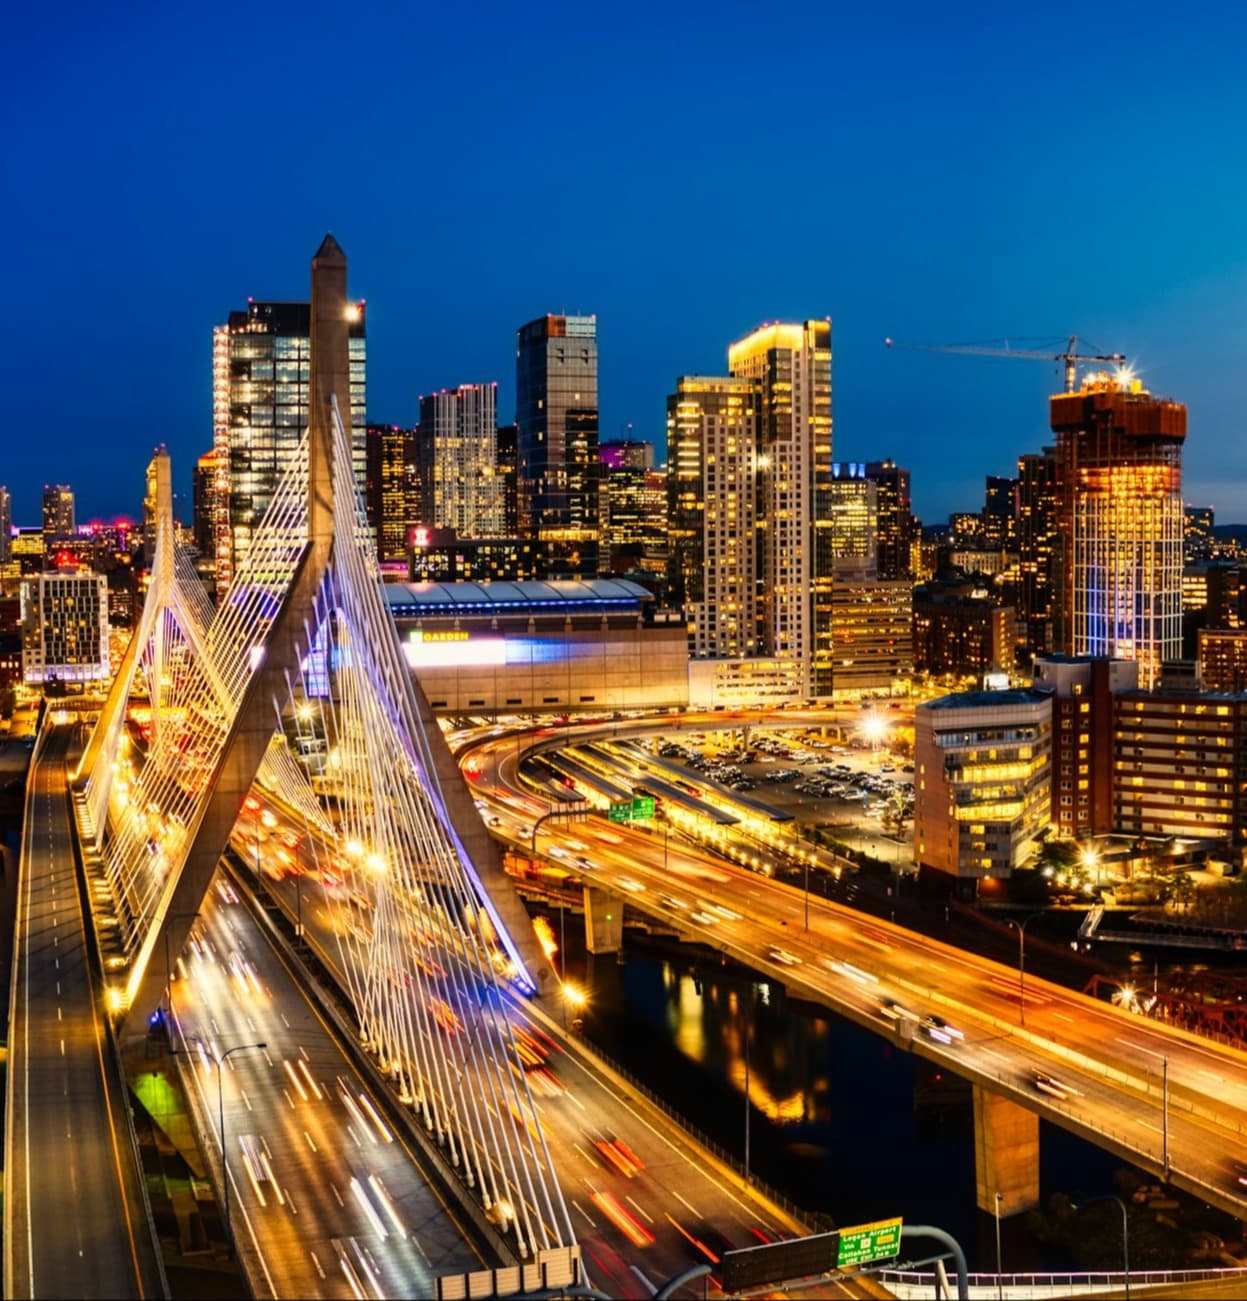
<box><xmin>76</xmin><ymin>236</ymin><xmax>569</xmax><ymax>1258</ymax></box>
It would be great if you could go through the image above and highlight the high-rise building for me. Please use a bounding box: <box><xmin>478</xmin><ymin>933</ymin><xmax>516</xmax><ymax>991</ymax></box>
<box><xmin>1051</xmin><ymin>376</ymin><xmax>1186</xmax><ymax>689</ymax></box>
<box><xmin>1184</xmin><ymin>504</ymin><xmax>1215</xmax><ymax>563</ymax></box>
<box><xmin>913</xmin><ymin>580</ymin><xmax>1016</xmax><ymax>677</ymax></box>
<box><xmin>1016</xmin><ymin>448</ymin><xmax>1059</xmax><ymax>656</ymax></box>
<box><xmin>495</xmin><ymin>424</ymin><xmax>519</xmax><ymax>537</ymax></box>
<box><xmin>666</xmin><ymin>376</ymin><xmax>760</xmax><ymax>660</ymax></box>
<box><xmin>0</xmin><ymin>486</ymin><xmax>11</xmax><ymax>565</ymax></box>
<box><xmin>42</xmin><ymin>485</ymin><xmax>74</xmax><ymax>545</ymax></box>
<box><xmin>864</xmin><ymin>460</ymin><xmax>913</xmax><ymax>582</ymax></box>
<box><xmin>192</xmin><ymin>448</ymin><xmax>223</xmax><ymax>556</ymax></box>
<box><xmin>829</xmin><ymin>467</ymin><xmax>877</xmax><ymax>580</ymax></box>
<box><xmin>728</xmin><ymin>321</ymin><xmax>833</xmax><ymax>697</ymax></box>
<box><xmin>418</xmin><ymin>385</ymin><xmax>503</xmax><ymax>540</ymax></box>
<box><xmin>365</xmin><ymin>424</ymin><xmax>417</xmax><ymax>562</ymax></box>
<box><xmin>213</xmin><ymin>259</ymin><xmax>366</xmax><ymax>594</ymax></box>
<box><xmin>982</xmin><ymin>475</ymin><xmax>1018</xmax><ymax>551</ymax></box>
<box><xmin>515</xmin><ymin>314</ymin><xmax>599</xmax><ymax>578</ymax></box>
<box><xmin>600</xmin><ymin>440</ymin><xmax>654</xmax><ymax>471</ymax></box>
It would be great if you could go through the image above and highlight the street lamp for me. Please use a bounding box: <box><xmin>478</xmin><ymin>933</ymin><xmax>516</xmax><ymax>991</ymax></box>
<box><xmin>1071</xmin><ymin>1195</ymin><xmax>1130</xmax><ymax>1300</ymax></box>
<box><xmin>1133</xmin><ymin>1045</ymin><xmax>1170</xmax><ymax>1178</ymax></box>
<box><xmin>1005</xmin><ymin>913</ymin><xmax>1043</xmax><ymax>1027</ymax></box>
<box><xmin>993</xmin><ymin>1192</ymin><xmax>1003</xmax><ymax>1301</ymax></box>
<box><xmin>204</xmin><ymin>1040</ymin><xmax>267</xmax><ymax>1249</ymax></box>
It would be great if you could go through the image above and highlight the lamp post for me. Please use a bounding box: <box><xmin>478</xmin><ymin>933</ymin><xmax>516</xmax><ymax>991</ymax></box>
<box><xmin>1134</xmin><ymin>1045</ymin><xmax>1170</xmax><ymax>1178</ymax></box>
<box><xmin>208</xmin><ymin>1040</ymin><xmax>267</xmax><ymax>1249</ymax></box>
<box><xmin>1071</xmin><ymin>1195</ymin><xmax>1130</xmax><ymax>1300</ymax></box>
<box><xmin>1005</xmin><ymin>912</ymin><xmax>1043</xmax><ymax>1027</ymax></box>
<box><xmin>993</xmin><ymin>1192</ymin><xmax>1003</xmax><ymax>1301</ymax></box>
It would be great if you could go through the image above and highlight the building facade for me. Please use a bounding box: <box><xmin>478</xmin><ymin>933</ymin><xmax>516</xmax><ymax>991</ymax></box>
<box><xmin>418</xmin><ymin>385</ymin><xmax>503</xmax><ymax>541</ymax></box>
<box><xmin>829</xmin><ymin>468</ymin><xmax>877</xmax><ymax>580</ymax></box>
<box><xmin>913</xmin><ymin>582</ymin><xmax>1016</xmax><ymax>677</ymax></box>
<box><xmin>666</xmin><ymin>376</ymin><xmax>759</xmax><ymax>660</ymax></box>
<box><xmin>829</xmin><ymin>578</ymin><xmax>913</xmax><ymax>697</ymax></box>
<box><xmin>728</xmin><ymin>321</ymin><xmax>834</xmax><ymax>697</ymax></box>
<box><xmin>1015</xmin><ymin>448</ymin><xmax>1059</xmax><ymax>657</ymax></box>
<box><xmin>864</xmin><ymin>459</ymin><xmax>913</xmax><ymax>582</ymax></box>
<box><xmin>42</xmin><ymin>485</ymin><xmax>74</xmax><ymax>547</ymax></box>
<box><xmin>213</xmin><ymin>284</ymin><xmax>367</xmax><ymax>595</ymax></box>
<box><xmin>20</xmin><ymin>570</ymin><xmax>110</xmax><ymax>686</ymax></box>
<box><xmin>365</xmin><ymin>424</ymin><xmax>416</xmax><ymax>563</ymax></box>
<box><xmin>1051</xmin><ymin>377</ymin><xmax>1186</xmax><ymax>689</ymax></box>
<box><xmin>914</xmin><ymin>689</ymin><xmax>1052</xmax><ymax>894</ymax></box>
<box><xmin>515</xmin><ymin>315</ymin><xmax>600</xmax><ymax>579</ymax></box>
<box><xmin>386</xmin><ymin>578</ymin><xmax>686</xmax><ymax>715</ymax></box>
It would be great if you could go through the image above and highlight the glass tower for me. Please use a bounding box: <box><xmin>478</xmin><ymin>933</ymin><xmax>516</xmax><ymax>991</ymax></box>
<box><xmin>515</xmin><ymin>314</ymin><xmax>600</xmax><ymax>579</ymax></box>
<box><xmin>213</xmin><ymin>299</ymin><xmax>366</xmax><ymax>594</ymax></box>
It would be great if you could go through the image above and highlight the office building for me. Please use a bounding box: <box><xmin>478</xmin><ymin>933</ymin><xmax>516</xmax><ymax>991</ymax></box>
<box><xmin>981</xmin><ymin>475</ymin><xmax>1018</xmax><ymax>551</ymax></box>
<box><xmin>829</xmin><ymin>467</ymin><xmax>877</xmax><ymax>580</ymax></box>
<box><xmin>0</xmin><ymin>487</ymin><xmax>10</xmax><ymax>565</ymax></box>
<box><xmin>1032</xmin><ymin>654</ymin><xmax>1137</xmax><ymax>839</ymax></box>
<box><xmin>20</xmin><ymin>569</ymin><xmax>110</xmax><ymax>686</ymax></box>
<box><xmin>42</xmin><ymin>485</ymin><xmax>74</xmax><ymax>546</ymax></box>
<box><xmin>914</xmin><ymin>689</ymin><xmax>1052</xmax><ymax>894</ymax></box>
<box><xmin>515</xmin><ymin>314</ymin><xmax>600</xmax><ymax>579</ymax></box>
<box><xmin>408</xmin><ymin>526</ymin><xmax>537</xmax><ymax>583</ymax></box>
<box><xmin>864</xmin><ymin>460</ymin><xmax>913</xmax><ymax>581</ymax></box>
<box><xmin>830</xmin><ymin>578</ymin><xmax>912</xmax><ymax>697</ymax></box>
<box><xmin>666</xmin><ymin>376</ymin><xmax>759</xmax><ymax>660</ymax></box>
<box><xmin>728</xmin><ymin>320</ymin><xmax>834</xmax><ymax>697</ymax></box>
<box><xmin>366</xmin><ymin>424</ymin><xmax>417</xmax><ymax>563</ymax></box>
<box><xmin>213</xmin><ymin>252</ymin><xmax>367</xmax><ymax>595</ymax></box>
<box><xmin>496</xmin><ymin>424</ymin><xmax>519</xmax><ymax>537</ymax></box>
<box><xmin>600</xmin><ymin>439</ymin><xmax>654</xmax><ymax>471</ymax></box>
<box><xmin>1051</xmin><ymin>376</ymin><xmax>1186</xmax><ymax>689</ymax></box>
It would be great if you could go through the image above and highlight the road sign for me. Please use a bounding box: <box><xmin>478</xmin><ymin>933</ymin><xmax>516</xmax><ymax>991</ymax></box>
<box><xmin>608</xmin><ymin>796</ymin><xmax>656</xmax><ymax>824</ymax></box>
<box><xmin>836</xmin><ymin>1217</ymin><xmax>902</xmax><ymax>1268</ymax></box>
<box><xmin>721</xmin><ymin>1232</ymin><xmax>838</xmax><ymax>1292</ymax></box>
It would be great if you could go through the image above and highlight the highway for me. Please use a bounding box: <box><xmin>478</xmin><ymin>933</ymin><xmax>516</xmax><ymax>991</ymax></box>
<box><xmin>4</xmin><ymin>724</ymin><xmax>165</xmax><ymax>1300</ymax></box>
<box><xmin>237</xmin><ymin>832</ymin><xmax>846</xmax><ymax>1298</ymax></box>
<box><xmin>168</xmin><ymin>875</ymin><xmax>487</xmax><ymax>1299</ymax></box>
<box><xmin>470</xmin><ymin>718</ymin><xmax>1247</xmax><ymax>1223</ymax></box>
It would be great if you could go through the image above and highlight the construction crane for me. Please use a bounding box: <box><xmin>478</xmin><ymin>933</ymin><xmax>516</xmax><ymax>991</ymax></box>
<box><xmin>884</xmin><ymin>334</ymin><xmax>1126</xmax><ymax>393</ymax></box>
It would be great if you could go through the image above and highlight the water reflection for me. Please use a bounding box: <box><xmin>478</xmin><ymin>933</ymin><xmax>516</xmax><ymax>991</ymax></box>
<box><xmin>577</xmin><ymin>939</ymin><xmax>1122</xmax><ymax>1272</ymax></box>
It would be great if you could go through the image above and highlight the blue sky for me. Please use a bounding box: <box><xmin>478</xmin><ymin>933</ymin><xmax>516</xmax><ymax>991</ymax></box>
<box><xmin>4</xmin><ymin>1</ymin><xmax>1246</xmax><ymax>527</ymax></box>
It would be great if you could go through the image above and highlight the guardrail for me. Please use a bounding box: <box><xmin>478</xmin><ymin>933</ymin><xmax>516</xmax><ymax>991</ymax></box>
<box><xmin>879</xmin><ymin>1265</ymin><xmax>1247</xmax><ymax>1299</ymax></box>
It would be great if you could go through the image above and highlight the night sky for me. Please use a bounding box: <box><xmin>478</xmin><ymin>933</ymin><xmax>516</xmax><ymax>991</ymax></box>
<box><xmin>5</xmin><ymin>1</ymin><xmax>1246</xmax><ymax>527</ymax></box>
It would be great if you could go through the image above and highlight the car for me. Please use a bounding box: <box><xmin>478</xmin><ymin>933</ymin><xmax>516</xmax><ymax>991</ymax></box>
<box><xmin>1031</xmin><ymin>1070</ymin><xmax>1075</xmax><ymax>1100</ymax></box>
<box><xmin>769</xmin><ymin>947</ymin><xmax>801</xmax><ymax>966</ymax></box>
<box><xmin>880</xmin><ymin>998</ymin><xmax>919</xmax><ymax>1022</ymax></box>
<box><xmin>920</xmin><ymin>1014</ymin><xmax>964</xmax><ymax>1044</ymax></box>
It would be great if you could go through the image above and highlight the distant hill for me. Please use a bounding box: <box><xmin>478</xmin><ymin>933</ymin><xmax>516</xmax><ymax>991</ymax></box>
<box><xmin>1212</xmin><ymin>524</ymin><xmax>1247</xmax><ymax>543</ymax></box>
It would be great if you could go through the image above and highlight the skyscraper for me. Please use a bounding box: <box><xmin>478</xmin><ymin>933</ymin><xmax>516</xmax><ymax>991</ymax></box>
<box><xmin>192</xmin><ymin>448</ymin><xmax>223</xmax><ymax>556</ymax></box>
<box><xmin>1051</xmin><ymin>375</ymin><xmax>1186</xmax><ymax>688</ymax></box>
<box><xmin>42</xmin><ymin>485</ymin><xmax>74</xmax><ymax>545</ymax></box>
<box><xmin>213</xmin><ymin>271</ymin><xmax>366</xmax><ymax>595</ymax></box>
<box><xmin>727</xmin><ymin>321</ymin><xmax>833</xmax><ymax>697</ymax></box>
<box><xmin>666</xmin><ymin>377</ymin><xmax>760</xmax><ymax>659</ymax></box>
<box><xmin>829</xmin><ymin>467</ymin><xmax>878</xmax><ymax>580</ymax></box>
<box><xmin>1016</xmin><ymin>448</ymin><xmax>1059</xmax><ymax>656</ymax></box>
<box><xmin>365</xmin><ymin>424</ymin><xmax>416</xmax><ymax>562</ymax></box>
<box><xmin>418</xmin><ymin>385</ymin><xmax>503</xmax><ymax>539</ymax></box>
<box><xmin>0</xmin><ymin>486</ymin><xmax>11</xmax><ymax>566</ymax></box>
<box><xmin>864</xmin><ymin>460</ymin><xmax>913</xmax><ymax>581</ymax></box>
<box><xmin>515</xmin><ymin>314</ymin><xmax>600</xmax><ymax>578</ymax></box>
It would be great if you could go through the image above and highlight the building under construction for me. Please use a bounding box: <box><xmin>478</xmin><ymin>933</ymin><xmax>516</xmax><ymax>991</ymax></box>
<box><xmin>1050</xmin><ymin>375</ymin><xmax>1186</xmax><ymax>689</ymax></box>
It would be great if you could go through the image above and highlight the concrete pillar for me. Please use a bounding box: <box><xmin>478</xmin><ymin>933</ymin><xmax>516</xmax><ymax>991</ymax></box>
<box><xmin>583</xmin><ymin>886</ymin><xmax>622</xmax><ymax>954</ymax></box>
<box><xmin>973</xmin><ymin>1085</ymin><xmax>1040</xmax><ymax>1215</ymax></box>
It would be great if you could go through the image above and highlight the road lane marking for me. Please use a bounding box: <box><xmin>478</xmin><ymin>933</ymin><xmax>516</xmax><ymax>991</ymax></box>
<box><xmin>305</xmin><ymin>1131</ymin><xmax>318</xmax><ymax>1153</ymax></box>
<box><xmin>571</xmin><ymin>1199</ymin><xmax>597</xmax><ymax>1229</ymax></box>
<box><xmin>672</xmin><ymin>1190</ymin><xmax>701</xmax><ymax>1218</ymax></box>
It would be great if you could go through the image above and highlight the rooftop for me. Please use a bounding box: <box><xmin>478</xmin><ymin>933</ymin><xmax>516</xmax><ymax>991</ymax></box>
<box><xmin>384</xmin><ymin>578</ymin><xmax>651</xmax><ymax>615</ymax></box>
<box><xmin>923</xmin><ymin>688</ymin><xmax>1049</xmax><ymax>711</ymax></box>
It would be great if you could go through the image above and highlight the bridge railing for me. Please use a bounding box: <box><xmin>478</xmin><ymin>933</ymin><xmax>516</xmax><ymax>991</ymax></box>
<box><xmin>879</xmin><ymin>1265</ymin><xmax>1247</xmax><ymax>1299</ymax></box>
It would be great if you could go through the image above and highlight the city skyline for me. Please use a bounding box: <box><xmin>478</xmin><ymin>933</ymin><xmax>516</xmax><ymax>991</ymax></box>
<box><xmin>4</xmin><ymin>2</ymin><xmax>1246</xmax><ymax>526</ymax></box>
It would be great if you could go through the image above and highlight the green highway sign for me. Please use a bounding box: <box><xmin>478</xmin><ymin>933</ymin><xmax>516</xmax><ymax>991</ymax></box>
<box><xmin>835</xmin><ymin>1217</ymin><xmax>902</xmax><ymax>1269</ymax></box>
<box><xmin>608</xmin><ymin>796</ymin><xmax>657</xmax><ymax>824</ymax></box>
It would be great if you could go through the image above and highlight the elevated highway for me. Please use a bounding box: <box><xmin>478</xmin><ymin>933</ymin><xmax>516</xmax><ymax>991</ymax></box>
<box><xmin>4</xmin><ymin>724</ymin><xmax>167</xmax><ymax>1299</ymax></box>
